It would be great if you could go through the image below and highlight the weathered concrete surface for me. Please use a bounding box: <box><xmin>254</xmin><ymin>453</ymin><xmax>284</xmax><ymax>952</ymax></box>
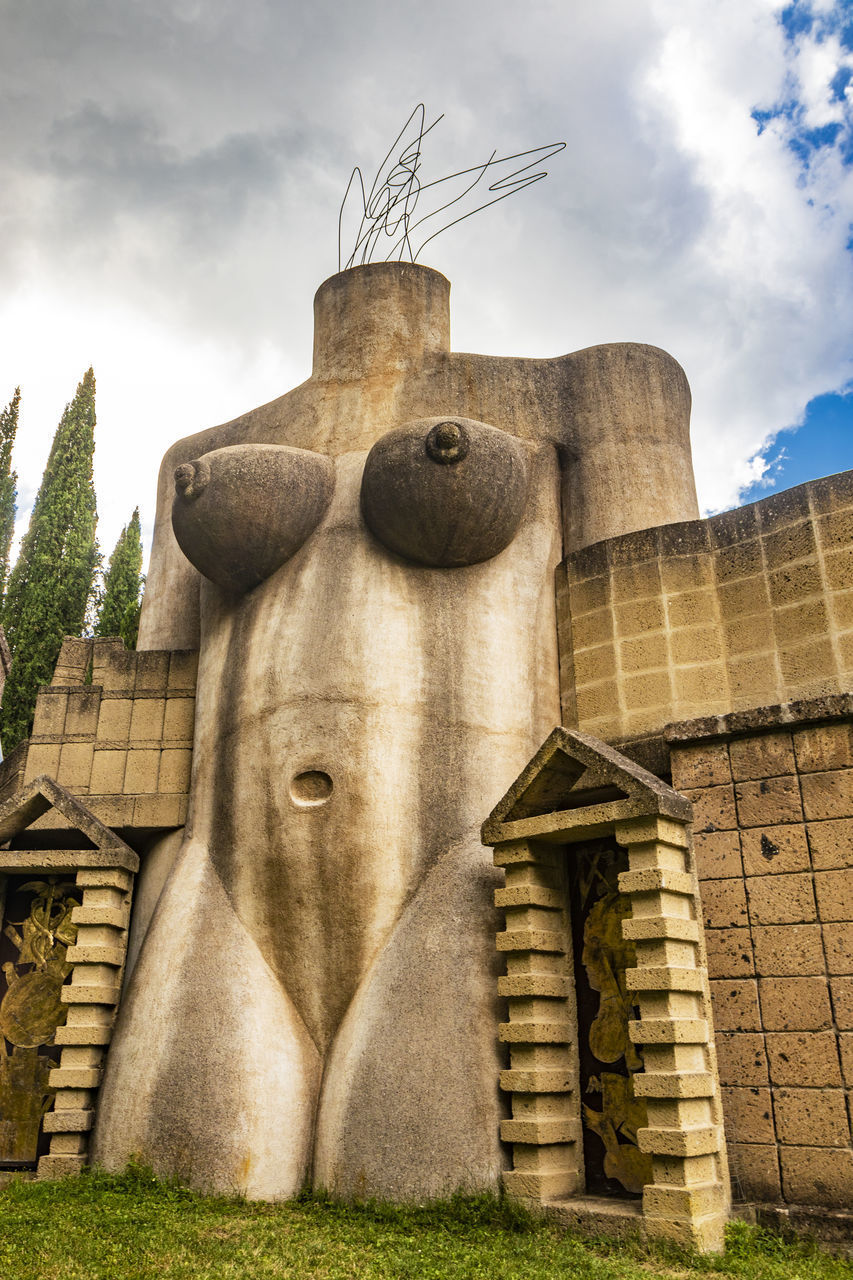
<box><xmin>98</xmin><ymin>262</ymin><xmax>697</xmax><ymax>1200</ymax></box>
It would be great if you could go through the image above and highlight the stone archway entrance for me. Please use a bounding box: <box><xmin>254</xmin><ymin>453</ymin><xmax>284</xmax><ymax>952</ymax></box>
<box><xmin>481</xmin><ymin>728</ymin><xmax>729</xmax><ymax>1253</ymax></box>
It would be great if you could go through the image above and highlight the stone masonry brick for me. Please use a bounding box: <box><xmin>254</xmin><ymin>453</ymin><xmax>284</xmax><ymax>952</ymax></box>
<box><xmin>807</xmin><ymin>818</ymin><xmax>853</xmax><ymax>869</ymax></box>
<box><xmin>670</xmin><ymin>742</ymin><xmax>731</xmax><ymax>790</ymax></box>
<box><xmin>714</xmin><ymin>541</ymin><xmax>763</xmax><ymax>584</ymax></box>
<box><xmin>710</xmin><ymin>979</ymin><xmax>761</xmax><ymax>1031</ymax></box>
<box><xmin>768</xmin><ymin>559</ymin><xmax>823</xmax><ymax>607</ymax></box>
<box><xmin>623</xmin><ymin>670</ymin><xmax>672</xmax><ymax>711</ymax></box>
<box><xmin>666</xmin><ymin>589</ymin><xmax>719</xmax><ymax>629</ymax></box>
<box><xmin>740</xmin><ymin>825</ymin><xmax>809</xmax><ymax>877</ymax></box>
<box><xmin>824</xmin><ymin>546</ymin><xmax>853</xmax><ymax>591</ymax></box>
<box><xmin>123</xmin><ymin>750</ymin><xmax>160</xmax><ymax>794</ymax></box>
<box><xmin>746</xmin><ymin>873</ymin><xmax>816</xmax><ymax>925</ymax></box>
<box><xmin>618</xmin><ymin>633</ymin><xmax>667</xmax><ymax>672</ymax></box>
<box><xmin>822</xmin><ymin>923</ymin><xmax>853</xmax><ymax>974</ymax></box>
<box><xmin>721</xmin><ymin>1086</ymin><xmax>774</xmax><ymax>1144</ymax></box>
<box><xmin>56</xmin><ymin>743</ymin><xmax>94</xmax><ymax>791</ymax></box>
<box><xmin>779</xmin><ymin>1146</ymin><xmax>853</xmax><ymax>1209</ymax></box>
<box><xmin>794</xmin><ymin>723</ymin><xmax>853</xmax><ymax>773</ymax></box>
<box><xmin>728</xmin><ymin>654</ymin><xmax>780</xmax><ymax>703</ymax></box>
<box><xmin>129</xmin><ymin>698</ymin><xmax>166</xmax><ymax>741</ymax></box>
<box><xmin>718</xmin><ymin>577</ymin><xmax>771</xmax><ymax>619</ymax></box>
<box><xmin>831</xmin><ymin>976</ymin><xmax>853</xmax><ymax>1030</ymax></box>
<box><xmin>167</xmin><ymin>649</ymin><xmax>199</xmax><ymax>690</ymax></box>
<box><xmin>773</xmin><ymin>1088</ymin><xmax>850</xmax><ymax>1146</ymax></box>
<box><xmin>63</xmin><ymin>689</ymin><xmax>100</xmax><ymax>737</ymax></box>
<box><xmin>765</xmin><ymin>1031</ymin><xmax>842</xmax><ymax>1086</ymax></box>
<box><xmin>772</xmin><ymin>599</ymin><xmax>829</xmax><ymax>648</ymax></box>
<box><xmin>693</xmin><ymin>829</ymin><xmax>742</xmax><ymax>879</ymax></box>
<box><xmin>729</xmin><ymin>733</ymin><xmax>795</xmax><ymax>781</ymax></box>
<box><xmin>814</xmin><ymin>868</ymin><xmax>853</xmax><ymax>922</ymax></box>
<box><xmin>699</xmin><ymin>878</ymin><xmax>749</xmax><ymax>929</ymax></box>
<box><xmin>162</xmin><ymin>697</ymin><xmax>195</xmax><ymax>742</ymax></box>
<box><xmin>23</xmin><ymin>743</ymin><xmax>60</xmax><ymax>784</ymax></box>
<box><xmin>684</xmin><ymin>785</ymin><xmax>737</xmax><ymax>833</ymax></box>
<box><xmin>89</xmin><ymin>750</ymin><xmax>127</xmax><ymax>795</ymax></box>
<box><xmin>158</xmin><ymin>749</ymin><xmax>192</xmax><ymax>793</ymax></box>
<box><xmin>570</xmin><ymin>609</ymin><xmax>614</xmax><ymax>650</ymax></box>
<box><xmin>762</xmin><ymin>520</ymin><xmax>817</xmax><ymax>569</ymax></box>
<box><xmin>31</xmin><ymin>691</ymin><xmax>68</xmax><ymax>738</ymax></box>
<box><xmin>96</xmin><ymin>698</ymin><xmax>133</xmax><ymax>741</ymax></box>
<box><xmin>704</xmin><ymin>928</ymin><xmax>754</xmax><ymax>978</ymax></box>
<box><xmin>752</xmin><ymin>925</ymin><xmax>825</xmax><ymax>977</ymax></box>
<box><xmin>134</xmin><ymin>650</ymin><xmax>169</xmax><ymax>690</ymax></box>
<box><xmin>574</xmin><ymin>644</ymin><xmax>616</xmax><ymax>685</ymax></box>
<box><xmin>670</xmin><ymin>626</ymin><xmax>723</xmax><ymax>666</ymax></box>
<box><xmin>779</xmin><ymin>640</ymin><xmax>838</xmax><ymax>686</ymax></box>
<box><xmin>759</xmin><ymin>977</ymin><xmax>833</xmax><ymax>1031</ymax></box>
<box><xmin>735</xmin><ymin>777</ymin><xmax>803</xmax><ymax>828</ymax></box>
<box><xmin>715</xmin><ymin>1032</ymin><xmax>768</xmax><ymax>1086</ymax></box>
<box><xmin>801</xmin><ymin>770</ymin><xmax>853</xmax><ymax>822</ymax></box>
<box><xmin>728</xmin><ymin>1144</ymin><xmax>781</xmax><ymax>1203</ymax></box>
<box><xmin>614</xmin><ymin>598</ymin><xmax>665</xmax><ymax>636</ymax></box>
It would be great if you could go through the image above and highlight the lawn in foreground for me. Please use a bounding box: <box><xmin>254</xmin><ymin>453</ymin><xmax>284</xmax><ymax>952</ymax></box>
<box><xmin>0</xmin><ymin>1167</ymin><xmax>849</xmax><ymax>1280</ymax></box>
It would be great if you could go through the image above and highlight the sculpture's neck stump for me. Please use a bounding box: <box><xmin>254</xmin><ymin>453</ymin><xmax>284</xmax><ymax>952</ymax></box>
<box><xmin>312</xmin><ymin>262</ymin><xmax>450</xmax><ymax>383</ymax></box>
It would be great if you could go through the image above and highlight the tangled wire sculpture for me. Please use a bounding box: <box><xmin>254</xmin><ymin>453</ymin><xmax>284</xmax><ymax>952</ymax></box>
<box><xmin>338</xmin><ymin>106</ymin><xmax>566</xmax><ymax>271</ymax></box>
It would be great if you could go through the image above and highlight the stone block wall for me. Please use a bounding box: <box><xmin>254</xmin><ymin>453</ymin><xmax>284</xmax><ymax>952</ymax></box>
<box><xmin>667</xmin><ymin>701</ymin><xmax>853</xmax><ymax>1210</ymax></box>
<box><xmin>559</xmin><ymin>472</ymin><xmax>853</xmax><ymax>744</ymax></box>
<box><xmin>0</xmin><ymin>636</ymin><xmax>197</xmax><ymax>839</ymax></box>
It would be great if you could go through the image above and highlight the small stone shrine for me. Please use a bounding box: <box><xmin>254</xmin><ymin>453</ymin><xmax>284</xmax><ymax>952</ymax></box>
<box><xmin>0</xmin><ymin>263</ymin><xmax>850</xmax><ymax>1251</ymax></box>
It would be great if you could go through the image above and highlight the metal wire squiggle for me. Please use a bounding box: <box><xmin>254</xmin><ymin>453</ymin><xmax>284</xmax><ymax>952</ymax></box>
<box><xmin>338</xmin><ymin>106</ymin><xmax>566</xmax><ymax>271</ymax></box>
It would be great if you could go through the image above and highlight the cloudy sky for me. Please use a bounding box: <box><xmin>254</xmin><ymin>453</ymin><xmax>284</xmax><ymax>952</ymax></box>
<box><xmin>2</xmin><ymin>0</ymin><xmax>852</xmax><ymax>564</ymax></box>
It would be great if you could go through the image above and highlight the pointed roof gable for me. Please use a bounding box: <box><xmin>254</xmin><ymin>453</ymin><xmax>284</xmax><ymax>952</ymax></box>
<box><xmin>482</xmin><ymin>727</ymin><xmax>690</xmax><ymax>846</ymax></box>
<box><xmin>0</xmin><ymin>775</ymin><xmax>138</xmax><ymax>874</ymax></box>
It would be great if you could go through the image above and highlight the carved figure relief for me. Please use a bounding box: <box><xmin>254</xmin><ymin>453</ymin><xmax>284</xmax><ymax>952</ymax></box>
<box><xmin>0</xmin><ymin>878</ymin><xmax>79</xmax><ymax>1166</ymax></box>
<box><xmin>93</xmin><ymin>262</ymin><xmax>697</xmax><ymax>1201</ymax></box>
<box><xmin>571</xmin><ymin>841</ymin><xmax>653</xmax><ymax>1196</ymax></box>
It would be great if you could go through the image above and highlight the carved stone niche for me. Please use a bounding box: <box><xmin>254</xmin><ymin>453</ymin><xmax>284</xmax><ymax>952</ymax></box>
<box><xmin>481</xmin><ymin>728</ymin><xmax>729</xmax><ymax>1253</ymax></box>
<box><xmin>0</xmin><ymin>776</ymin><xmax>137</xmax><ymax>1182</ymax></box>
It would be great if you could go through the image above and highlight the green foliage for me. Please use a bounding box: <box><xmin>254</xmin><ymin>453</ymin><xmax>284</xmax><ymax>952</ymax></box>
<box><xmin>0</xmin><ymin>369</ymin><xmax>99</xmax><ymax>750</ymax></box>
<box><xmin>0</xmin><ymin>1171</ymin><xmax>847</xmax><ymax>1280</ymax></box>
<box><xmin>0</xmin><ymin>386</ymin><xmax>20</xmax><ymax>609</ymax></box>
<box><xmin>95</xmin><ymin>507</ymin><xmax>144</xmax><ymax>648</ymax></box>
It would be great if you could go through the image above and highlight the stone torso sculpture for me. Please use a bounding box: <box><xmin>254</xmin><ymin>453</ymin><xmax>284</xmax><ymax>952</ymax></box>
<box><xmin>92</xmin><ymin>263</ymin><xmax>697</xmax><ymax>1200</ymax></box>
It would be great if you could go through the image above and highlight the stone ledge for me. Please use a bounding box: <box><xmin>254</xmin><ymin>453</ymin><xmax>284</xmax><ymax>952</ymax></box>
<box><xmin>666</xmin><ymin>694</ymin><xmax>853</xmax><ymax>745</ymax></box>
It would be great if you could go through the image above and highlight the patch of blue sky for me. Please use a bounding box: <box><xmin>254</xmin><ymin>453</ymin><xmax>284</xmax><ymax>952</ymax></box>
<box><xmin>739</xmin><ymin>390</ymin><xmax>853</xmax><ymax>505</ymax></box>
<box><xmin>750</xmin><ymin>6</ymin><xmax>853</xmax><ymax>173</ymax></box>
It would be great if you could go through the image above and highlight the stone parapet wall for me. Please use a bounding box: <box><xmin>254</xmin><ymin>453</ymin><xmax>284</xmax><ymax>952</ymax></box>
<box><xmin>0</xmin><ymin>636</ymin><xmax>197</xmax><ymax>838</ymax></box>
<box><xmin>559</xmin><ymin>471</ymin><xmax>853</xmax><ymax>743</ymax></box>
<box><xmin>666</xmin><ymin>700</ymin><xmax>853</xmax><ymax>1211</ymax></box>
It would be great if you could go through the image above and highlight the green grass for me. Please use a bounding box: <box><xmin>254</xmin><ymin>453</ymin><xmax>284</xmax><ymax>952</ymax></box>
<box><xmin>0</xmin><ymin>1167</ymin><xmax>848</xmax><ymax>1280</ymax></box>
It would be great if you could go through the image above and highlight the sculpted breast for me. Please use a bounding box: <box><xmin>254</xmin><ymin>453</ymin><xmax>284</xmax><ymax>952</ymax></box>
<box><xmin>172</xmin><ymin>443</ymin><xmax>335</xmax><ymax>593</ymax></box>
<box><xmin>360</xmin><ymin>417</ymin><xmax>530</xmax><ymax>567</ymax></box>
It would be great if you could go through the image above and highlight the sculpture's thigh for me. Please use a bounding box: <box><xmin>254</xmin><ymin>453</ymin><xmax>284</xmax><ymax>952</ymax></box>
<box><xmin>92</xmin><ymin>839</ymin><xmax>322</xmax><ymax>1199</ymax></box>
<box><xmin>313</xmin><ymin>834</ymin><xmax>507</xmax><ymax>1200</ymax></box>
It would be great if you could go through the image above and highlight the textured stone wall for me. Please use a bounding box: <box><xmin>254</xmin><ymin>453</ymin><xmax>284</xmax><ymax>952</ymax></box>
<box><xmin>559</xmin><ymin>472</ymin><xmax>853</xmax><ymax>745</ymax></box>
<box><xmin>668</xmin><ymin>705</ymin><xmax>853</xmax><ymax>1210</ymax></box>
<box><xmin>0</xmin><ymin>636</ymin><xmax>196</xmax><ymax>836</ymax></box>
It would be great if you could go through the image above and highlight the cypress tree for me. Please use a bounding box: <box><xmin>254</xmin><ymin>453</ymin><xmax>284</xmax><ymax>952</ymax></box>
<box><xmin>1</xmin><ymin>369</ymin><xmax>99</xmax><ymax>749</ymax></box>
<box><xmin>0</xmin><ymin>387</ymin><xmax>20</xmax><ymax>610</ymax></box>
<box><xmin>95</xmin><ymin>507</ymin><xmax>144</xmax><ymax>649</ymax></box>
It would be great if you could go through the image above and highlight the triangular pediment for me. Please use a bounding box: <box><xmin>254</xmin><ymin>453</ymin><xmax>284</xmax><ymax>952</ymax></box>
<box><xmin>482</xmin><ymin>727</ymin><xmax>690</xmax><ymax>846</ymax></box>
<box><xmin>0</xmin><ymin>775</ymin><xmax>138</xmax><ymax>873</ymax></box>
